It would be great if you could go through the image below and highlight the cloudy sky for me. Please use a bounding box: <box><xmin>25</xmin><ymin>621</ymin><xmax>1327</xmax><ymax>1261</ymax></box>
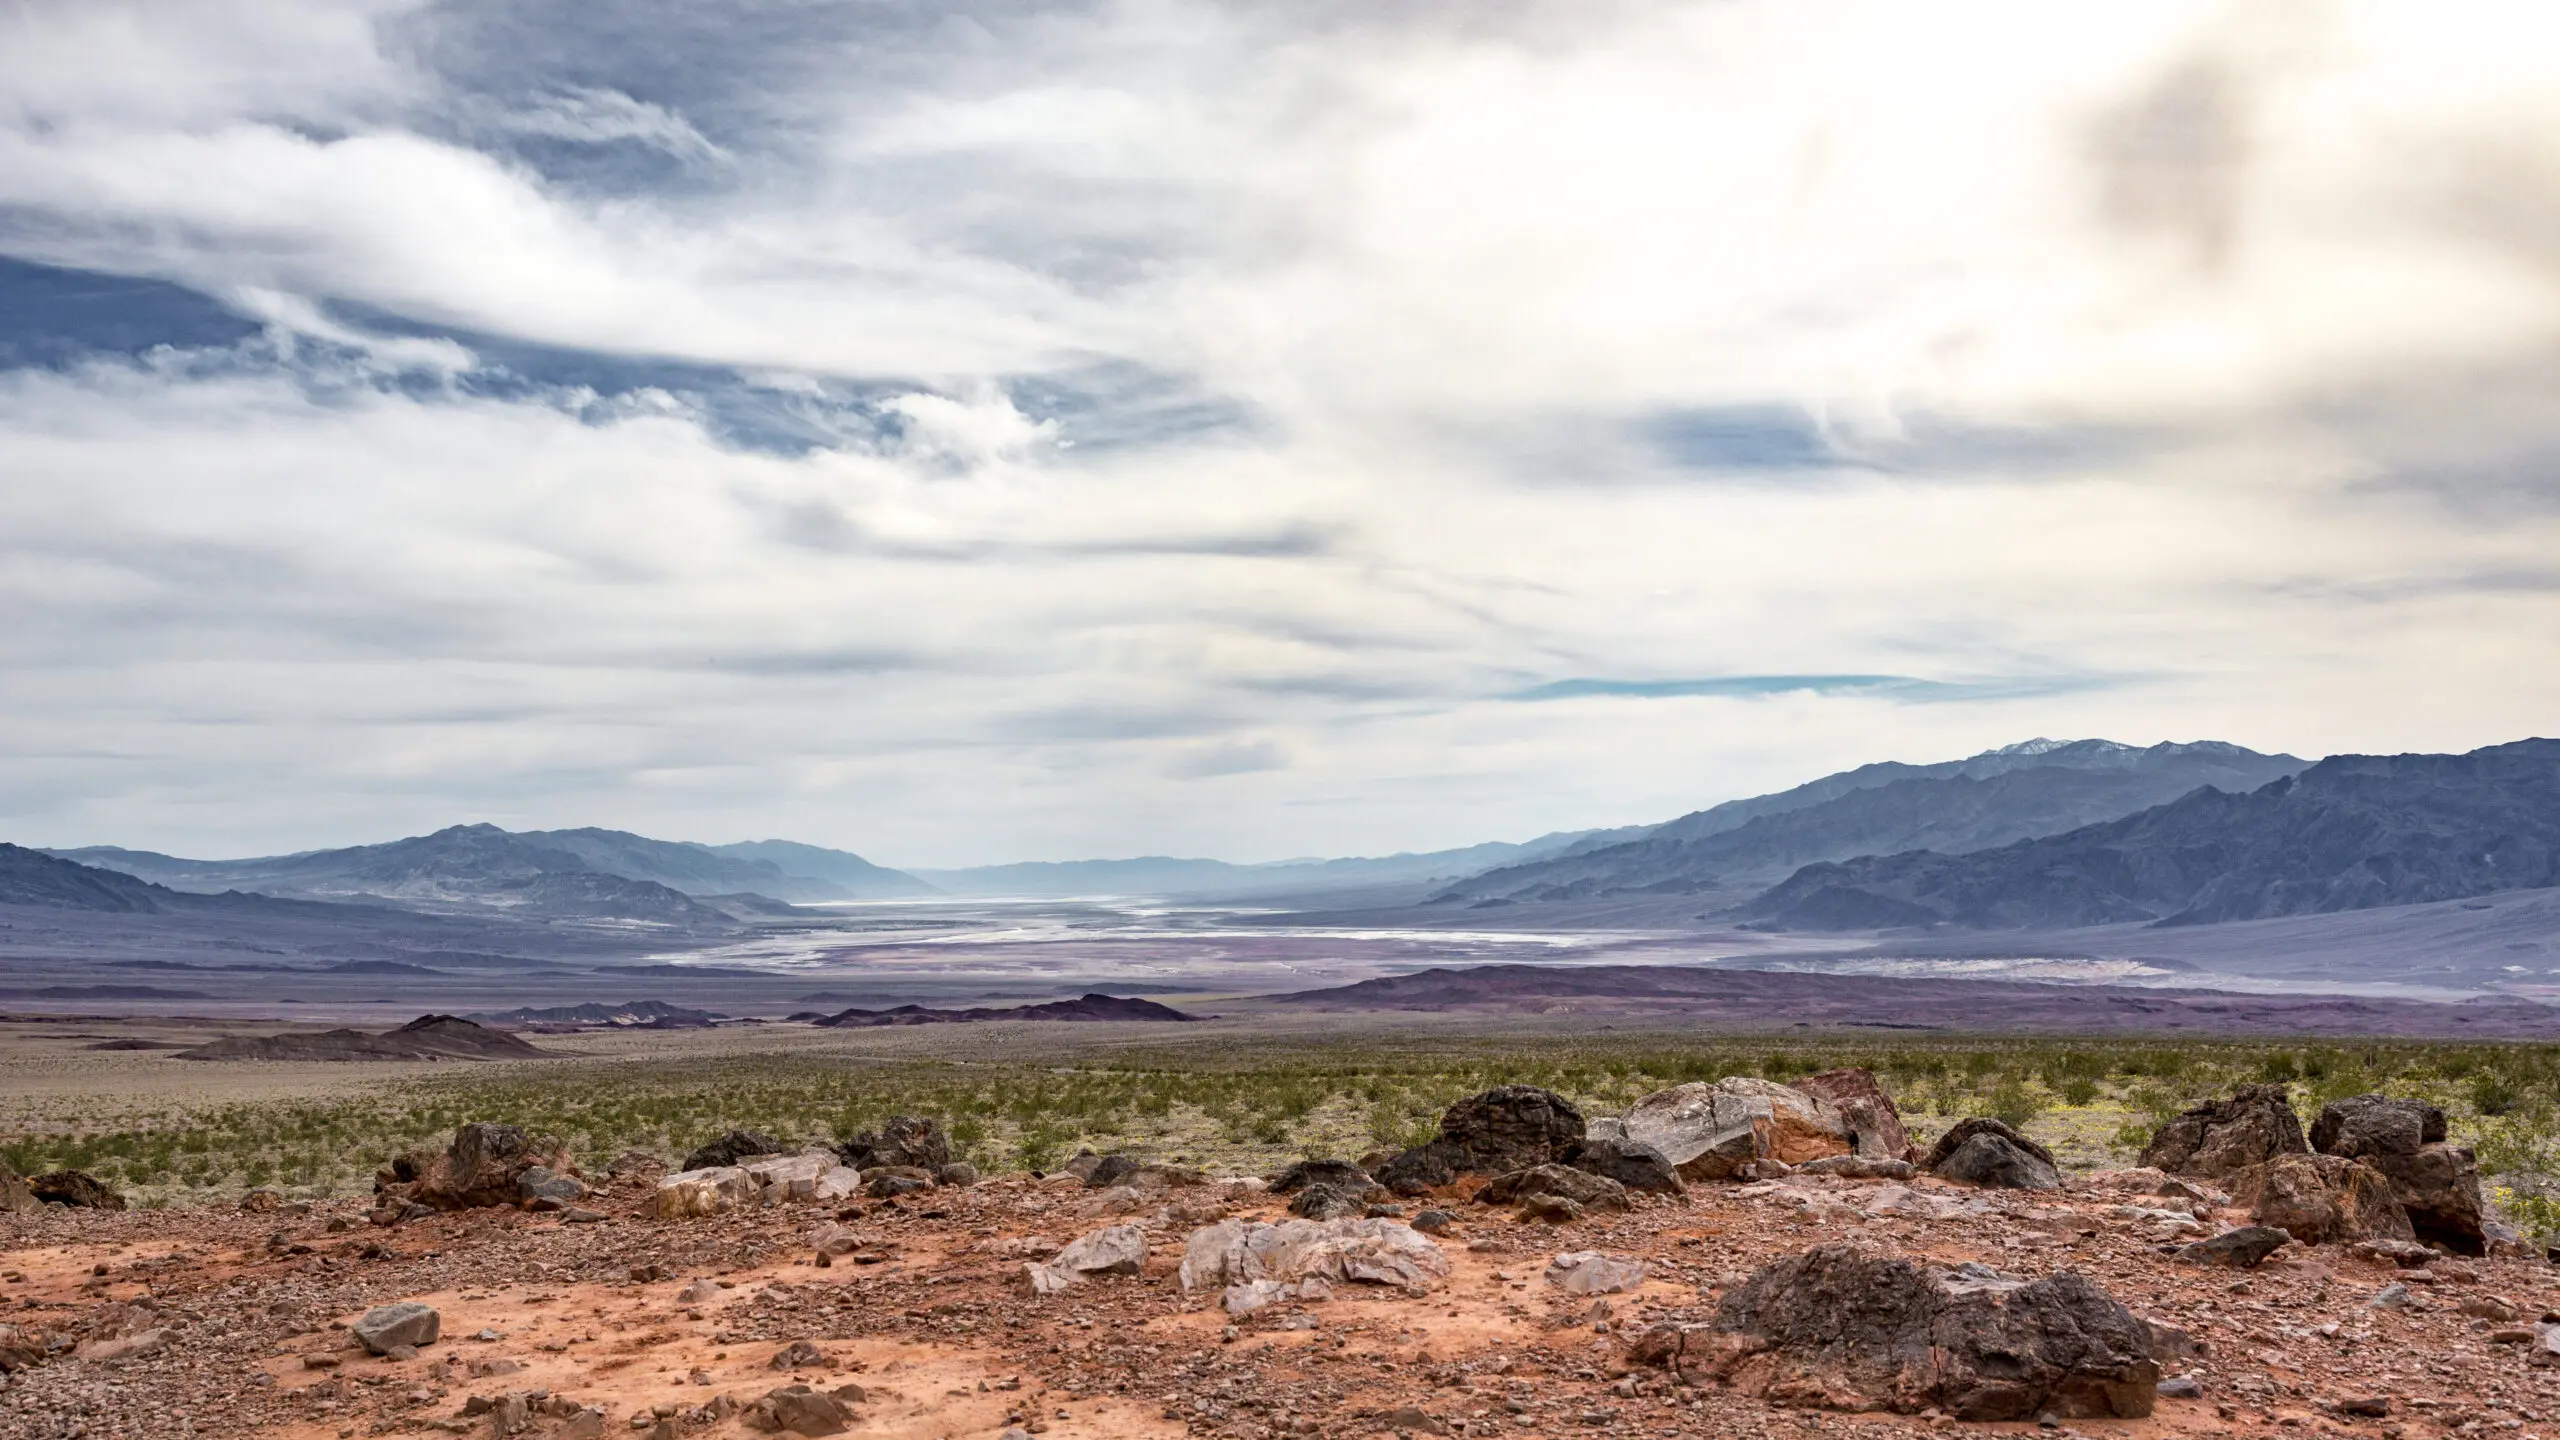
<box><xmin>3</xmin><ymin>0</ymin><xmax>2557</xmax><ymax>866</ymax></box>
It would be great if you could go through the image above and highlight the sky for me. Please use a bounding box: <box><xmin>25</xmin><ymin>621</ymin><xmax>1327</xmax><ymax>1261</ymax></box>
<box><xmin>2</xmin><ymin>0</ymin><xmax>2558</xmax><ymax>867</ymax></box>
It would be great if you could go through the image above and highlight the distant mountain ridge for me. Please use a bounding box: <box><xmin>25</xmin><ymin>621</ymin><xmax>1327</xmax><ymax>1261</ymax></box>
<box><xmin>46</xmin><ymin>824</ymin><xmax>933</xmax><ymax>921</ymax></box>
<box><xmin>911</xmin><ymin>832</ymin><xmax>1605</xmax><ymax>898</ymax></box>
<box><xmin>1433</xmin><ymin>739</ymin><xmax>2304</xmax><ymax>904</ymax></box>
<box><xmin>1740</xmin><ymin>738</ymin><xmax>2560</xmax><ymax>931</ymax></box>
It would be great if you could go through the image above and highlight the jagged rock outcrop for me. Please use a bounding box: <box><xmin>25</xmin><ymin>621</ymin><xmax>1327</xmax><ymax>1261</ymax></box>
<box><xmin>1704</xmin><ymin>1246</ymin><xmax>2163</xmax><ymax>1419</ymax></box>
<box><xmin>2230</xmin><ymin>1154</ymin><xmax>2412</xmax><ymax>1245</ymax></box>
<box><xmin>1620</xmin><ymin>1078</ymin><xmax>1853</xmax><ymax>1182</ymax></box>
<box><xmin>1375</xmin><ymin>1086</ymin><xmax>1584</xmax><ymax>1195</ymax></box>
<box><xmin>377</xmin><ymin>1123</ymin><xmax>577</xmax><ymax>1213</ymax></box>
<box><xmin>2140</xmin><ymin>1086</ymin><xmax>2309</xmax><ymax>1181</ymax></box>
<box><xmin>2312</xmin><ymin>1095</ymin><xmax>2488</xmax><ymax>1254</ymax></box>
<box><xmin>1789</xmin><ymin>1068</ymin><xmax>1918</xmax><ymax>1162</ymax></box>
<box><xmin>1923</xmin><ymin>1119</ymin><xmax>2060</xmax><ymax>1190</ymax></box>
<box><xmin>839</xmin><ymin>1116</ymin><xmax>950</xmax><ymax>1172</ymax></box>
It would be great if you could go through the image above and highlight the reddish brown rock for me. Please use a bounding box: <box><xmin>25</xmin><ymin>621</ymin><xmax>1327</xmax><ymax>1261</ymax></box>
<box><xmin>1790</xmin><ymin>1068</ymin><xmax>1917</xmax><ymax>1163</ymax></box>
<box><xmin>2231</xmin><ymin>1153</ymin><xmax>2412</xmax><ymax>1245</ymax></box>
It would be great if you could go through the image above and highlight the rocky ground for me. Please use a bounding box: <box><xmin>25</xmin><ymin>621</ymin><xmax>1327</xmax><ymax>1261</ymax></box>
<box><xmin>6</xmin><ymin>1139</ymin><xmax>2560</xmax><ymax>1440</ymax></box>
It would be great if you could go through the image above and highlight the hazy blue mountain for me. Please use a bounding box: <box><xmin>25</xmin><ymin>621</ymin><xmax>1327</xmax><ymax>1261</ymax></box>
<box><xmin>1740</xmin><ymin>738</ymin><xmax>2560</xmax><ymax>931</ymax></box>
<box><xmin>1434</xmin><ymin>739</ymin><xmax>2305</xmax><ymax>904</ymax></box>
<box><xmin>709</xmin><ymin>839</ymin><xmax>942</xmax><ymax>898</ymax></box>
<box><xmin>0</xmin><ymin>843</ymin><xmax>357</xmax><ymax>917</ymax></box>
<box><xmin>51</xmin><ymin>824</ymin><xmax>736</xmax><ymax>923</ymax></box>
<box><xmin>913</xmin><ymin>832</ymin><xmax>1603</xmax><ymax>898</ymax></box>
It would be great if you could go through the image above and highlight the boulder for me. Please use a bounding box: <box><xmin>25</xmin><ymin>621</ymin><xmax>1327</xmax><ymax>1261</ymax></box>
<box><xmin>1789</xmin><ymin>1068</ymin><xmax>1918</xmax><ymax>1162</ymax></box>
<box><xmin>1562</xmin><ymin>1136</ymin><xmax>1684</xmax><ymax>1193</ymax></box>
<box><xmin>1180</xmin><ymin>1217</ymin><xmax>1450</xmax><ymax>1294</ymax></box>
<box><xmin>685</xmin><ymin>1129</ymin><xmax>785</xmax><ymax>1173</ymax></box>
<box><xmin>1287</xmin><ymin>1184</ymin><xmax>1370</xmax><ymax>1220</ymax></box>
<box><xmin>1622</xmin><ymin>1078</ymin><xmax>1852</xmax><ymax>1182</ymax></box>
<box><xmin>380</xmin><ymin>1124</ymin><xmax>577</xmax><ymax>1212</ymax></box>
<box><xmin>1024</xmin><ymin>1224</ymin><xmax>1147</xmax><ymax>1294</ymax></box>
<box><xmin>352</xmin><ymin>1302</ymin><xmax>440</xmax><ymax>1355</ymax></box>
<box><xmin>1934</xmin><ymin>1134</ymin><xmax>2060</xmax><ymax>1191</ymax></box>
<box><xmin>2230</xmin><ymin>1153</ymin><xmax>2413</xmax><ymax>1245</ymax></box>
<box><xmin>29</xmin><ymin>1170</ymin><xmax>123</xmax><ymax>1211</ymax></box>
<box><xmin>1476</xmin><ymin>1164</ymin><xmax>1631</xmax><ymax>1212</ymax></box>
<box><xmin>1706</xmin><ymin>1245</ymin><xmax>2162</xmax><ymax>1420</ymax></box>
<box><xmin>1922</xmin><ymin>1119</ymin><xmax>2059</xmax><ymax>1190</ymax></box>
<box><xmin>1797</xmin><ymin>1155</ymin><xmax>1916</xmax><ymax>1181</ymax></box>
<box><xmin>743</xmin><ymin>1151</ymin><xmax>851</xmax><ymax>1202</ymax></box>
<box><xmin>1268</xmin><ymin>1158</ymin><xmax>1377</xmax><ymax>1195</ymax></box>
<box><xmin>1545</xmin><ymin>1251</ymin><xmax>1648</xmax><ymax>1295</ymax></box>
<box><xmin>2312</xmin><ymin>1095</ymin><xmax>2487</xmax><ymax>1255</ymax></box>
<box><xmin>516</xmin><ymin>1166</ymin><xmax>588</xmax><ymax>1211</ymax></box>
<box><xmin>650</xmin><ymin>1165</ymin><xmax>764</xmax><ymax>1219</ymax></box>
<box><xmin>753</xmin><ymin>1384</ymin><xmax>854</xmax><ymax>1436</ymax></box>
<box><xmin>838</xmin><ymin>1116</ymin><xmax>949</xmax><ymax>1171</ymax></box>
<box><xmin>2139</xmin><ymin>1086</ymin><xmax>2308</xmax><ymax>1181</ymax></box>
<box><xmin>0</xmin><ymin>1158</ymin><xmax>39</xmax><ymax>1215</ymax></box>
<box><xmin>1375</xmin><ymin>1086</ymin><xmax>1584</xmax><ymax>1194</ymax></box>
<box><xmin>2175</xmin><ymin>1226</ymin><xmax>2291</xmax><ymax>1269</ymax></box>
<box><xmin>0</xmin><ymin>1323</ymin><xmax>48</xmax><ymax>1372</ymax></box>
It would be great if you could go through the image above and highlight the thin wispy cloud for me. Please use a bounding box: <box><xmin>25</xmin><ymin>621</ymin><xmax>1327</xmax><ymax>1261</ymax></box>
<box><xmin>0</xmin><ymin>0</ymin><xmax>2555</xmax><ymax>865</ymax></box>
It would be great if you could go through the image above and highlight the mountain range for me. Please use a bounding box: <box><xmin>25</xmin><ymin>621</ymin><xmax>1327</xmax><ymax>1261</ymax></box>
<box><xmin>14</xmin><ymin>735</ymin><xmax>2557</xmax><ymax>942</ymax></box>
<box><xmin>1739</xmin><ymin>738</ymin><xmax>2560</xmax><ymax>931</ymax></box>
<box><xmin>1431</xmin><ymin>739</ymin><xmax>2305</xmax><ymax>905</ymax></box>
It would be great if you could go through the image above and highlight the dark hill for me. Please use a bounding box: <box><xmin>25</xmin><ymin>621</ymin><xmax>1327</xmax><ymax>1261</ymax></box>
<box><xmin>1740</xmin><ymin>738</ymin><xmax>2560</xmax><ymax>931</ymax></box>
<box><xmin>176</xmin><ymin>1014</ymin><xmax>547</xmax><ymax>1062</ymax></box>
<box><xmin>813</xmin><ymin>992</ymin><xmax>1198</xmax><ymax>1027</ymax></box>
<box><xmin>1433</xmin><ymin>740</ymin><xmax>2301</xmax><ymax>903</ymax></box>
<box><xmin>0</xmin><ymin>844</ymin><xmax>377</xmax><ymax>920</ymax></box>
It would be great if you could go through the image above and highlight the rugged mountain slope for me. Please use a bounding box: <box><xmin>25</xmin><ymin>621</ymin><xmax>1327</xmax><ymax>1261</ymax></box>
<box><xmin>50</xmin><ymin>825</ymin><xmax>731</xmax><ymax>924</ymax></box>
<box><xmin>0</xmin><ymin>844</ymin><xmax>363</xmax><ymax>918</ymax></box>
<box><xmin>1435</xmin><ymin>740</ymin><xmax>2303</xmax><ymax>904</ymax></box>
<box><xmin>57</xmin><ymin>826</ymin><xmax>934</xmax><ymax>910</ymax></box>
<box><xmin>1740</xmin><ymin>738</ymin><xmax>2560</xmax><ymax>931</ymax></box>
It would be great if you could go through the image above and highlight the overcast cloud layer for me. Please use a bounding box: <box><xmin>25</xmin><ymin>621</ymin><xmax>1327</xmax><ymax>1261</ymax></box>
<box><xmin>3</xmin><ymin>0</ymin><xmax>2557</xmax><ymax>865</ymax></box>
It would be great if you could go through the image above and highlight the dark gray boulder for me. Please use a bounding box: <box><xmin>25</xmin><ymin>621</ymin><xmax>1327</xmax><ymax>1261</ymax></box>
<box><xmin>1267</xmin><ymin>1158</ymin><xmax>1375</xmax><ymax>1195</ymax></box>
<box><xmin>1475</xmin><ymin>1163</ymin><xmax>1631</xmax><ymax>1212</ymax></box>
<box><xmin>1375</xmin><ymin>1085</ymin><xmax>1584</xmax><ymax>1195</ymax></box>
<box><xmin>1564</xmin><ymin>1136</ymin><xmax>1684</xmax><ymax>1194</ymax></box>
<box><xmin>1922</xmin><ymin>1118</ymin><xmax>2059</xmax><ymax>1188</ymax></box>
<box><xmin>1286</xmin><ymin>1183</ymin><xmax>1370</xmax><ymax>1220</ymax></box>
<box><xmin>1706</xmin><ymin>1246</ymin><xmax>2160</xmax><ymax>1419</ymax></box>
<box><xmin>1935</xmin><ymin>1133</ymin><xmax>2061</xmax><ymax>1191</ymax></box>
<box><xmin>2175</xmin><ymin>1225</ymin><xmax>2291</xmax><ymax>1269</ymax></box>
<box><xmin>839</xmin><ymin>1116</ymin><xmax>949</xmax><ymax>1172</ymax></box>
<box><xmin>686</xmin><ymin>1129</ymin><xmax>785</xmax><ymax>1172</ymax></box>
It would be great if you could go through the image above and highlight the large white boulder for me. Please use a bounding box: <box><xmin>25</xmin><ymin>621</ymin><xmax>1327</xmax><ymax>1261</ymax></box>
<box><xmin>1620</xmin><ymin>1077</ymin><xmax>1851</xmax><ymax>1180</ymax></box>
<box><xmin>1179</xmin><ymin>1217</ymin><xmax>1449</xmax><ymax>1294</ymax></box>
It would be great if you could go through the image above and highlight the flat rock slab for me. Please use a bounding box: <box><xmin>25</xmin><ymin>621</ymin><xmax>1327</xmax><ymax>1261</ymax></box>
<box><xmin>353</xmin><ymin>1301</ymin><xmax>440</xmax><ymax>1355</ymax></box>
